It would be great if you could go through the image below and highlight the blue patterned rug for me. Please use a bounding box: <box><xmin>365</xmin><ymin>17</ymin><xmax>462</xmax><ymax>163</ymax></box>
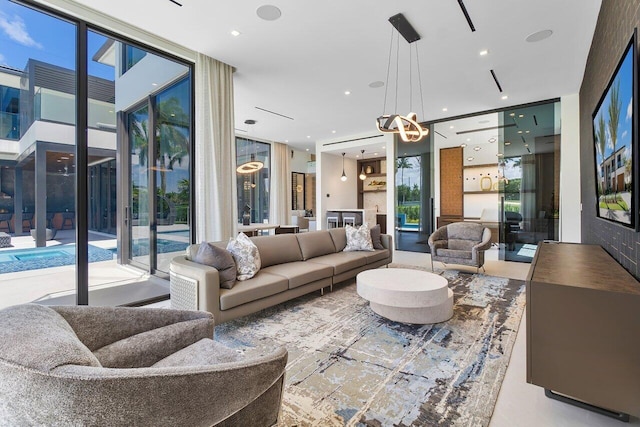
<box><xmin>215</xmin><ymin>265</ymin><xmax>526</xmax><ymax>426</ymax></box>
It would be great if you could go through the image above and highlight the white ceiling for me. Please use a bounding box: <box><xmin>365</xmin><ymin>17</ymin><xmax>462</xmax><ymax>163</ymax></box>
<box><xmin>68</xmin><ymin>0</ymin><xmax>600</xmax><ymax>152</ymax></box>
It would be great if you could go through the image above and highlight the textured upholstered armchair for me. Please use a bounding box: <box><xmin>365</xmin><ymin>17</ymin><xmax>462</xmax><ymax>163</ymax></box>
<box><xmin>0</xmin><ymin>304</ymin><xmax>287</xmax><ymax>427</ymax></box>
<box><xmin>428</xmin><ymin>222</ymin><xmax>492</xmax><ymax>272</ymax></box>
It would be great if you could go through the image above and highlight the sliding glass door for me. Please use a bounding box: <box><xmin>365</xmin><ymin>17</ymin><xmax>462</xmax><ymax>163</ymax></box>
<box><xmin>499</xmin><ymin>102</ymin><xmax>560</xmax><ymax>261</ymax></box>
<box><xmin>124</xmin><ymin>77</ymin><xmax>191</xmax><ymax>275</ymax></box>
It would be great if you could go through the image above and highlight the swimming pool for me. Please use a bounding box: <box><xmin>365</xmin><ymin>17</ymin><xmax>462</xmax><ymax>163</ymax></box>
<box><xmin>0</xmin><ymin>245</ymin><xmax>114</xmax><ymax>274</ymax></box>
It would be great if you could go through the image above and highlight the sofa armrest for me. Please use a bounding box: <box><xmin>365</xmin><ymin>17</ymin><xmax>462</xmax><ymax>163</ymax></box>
<box><xmin>380</xmin><ymin>234</ymin><xmax>393</xmax><ymax>250</ymax></box>
<box><xmin>472</xmin><ymin>228</ymin><xmax>492</xmax><ymax>253</ymax></box>
<box><xmin>170</xmin><ymin>256</ymin><xmax>222</xmax><ymax>319</ymax></box>
<box><xmin>38</xmin><ymin>347</ymin><xmax>288</xmax><ymax>426</ymax></box>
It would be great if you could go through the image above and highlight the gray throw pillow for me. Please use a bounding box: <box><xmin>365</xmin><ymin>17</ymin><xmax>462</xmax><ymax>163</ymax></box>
<box><xmin>369</xmin><ymin>224</ymin><xmax>384</xmax><ymax>249</ymax></box>
<box><xmin>344</xmin><ymin>224</ymin><xmax>374</xmax><ymax>252</ymax></box>
<box><xmin>192</xmin><ymin>243</ymin><xmax>237</xmax><ymax>289</ymax></box>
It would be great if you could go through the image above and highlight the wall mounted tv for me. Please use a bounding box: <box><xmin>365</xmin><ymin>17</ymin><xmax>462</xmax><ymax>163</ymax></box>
<box><xmin>593</xmin><ymin>29</ymin><xmax>638</xmax><ymax>230</ymax></box>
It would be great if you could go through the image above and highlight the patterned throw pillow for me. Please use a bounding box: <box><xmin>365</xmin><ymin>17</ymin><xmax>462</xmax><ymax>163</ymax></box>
<box><xmin>226</xmin><ymin>233</ymin><xmax>261</xmax><ymax>281</ymax></box>
<box><xmin>192</xmin><ymin>243</ymin><xmax>237</xmax><ymax>289</ymax></box>
<box><xmin>344</xmin><ymin>224</ymin><xmax>374</xmax><ymax>252</ymax></box>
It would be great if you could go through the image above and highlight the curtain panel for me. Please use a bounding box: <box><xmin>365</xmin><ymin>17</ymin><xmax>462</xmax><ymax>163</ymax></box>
<box><xmin>195</xmin><ymin>54</ymin><xmax>237</xmax><ymax>242</ymax></box>
<box><xmin>270</xmin><ymin>142</ymin><xmax>291</xmax><ymax>226</ymax></box>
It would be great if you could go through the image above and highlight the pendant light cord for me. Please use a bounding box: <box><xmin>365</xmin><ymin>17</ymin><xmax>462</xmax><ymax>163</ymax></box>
<box><xmin>382</xmin><ymin>26</ymin><xmax>394</xmax><ymax>116</ymax></box>
<box><xmin>416</xmin><ymin>43</ymin><xmax>425</xmax><ymax>121</ymax></box>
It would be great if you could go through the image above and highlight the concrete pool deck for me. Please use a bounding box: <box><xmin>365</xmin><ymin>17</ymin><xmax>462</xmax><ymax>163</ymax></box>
<box><xmin>0</xmin><ymin>228</ymin><xmax>187</xmax><ymax>309</ymax></box>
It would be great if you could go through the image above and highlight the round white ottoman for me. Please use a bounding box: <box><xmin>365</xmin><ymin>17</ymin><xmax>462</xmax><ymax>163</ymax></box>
<box><xmin>356</xmin><ymin>268</ymin><xmax>453</xmax><ymax>324</ymax></box>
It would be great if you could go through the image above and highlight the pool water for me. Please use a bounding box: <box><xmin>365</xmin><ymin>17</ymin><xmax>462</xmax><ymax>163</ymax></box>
<box><xmin>0</xmin><ymin>245</ymin><xmax>114</xmax><ymax>274</ymax></box>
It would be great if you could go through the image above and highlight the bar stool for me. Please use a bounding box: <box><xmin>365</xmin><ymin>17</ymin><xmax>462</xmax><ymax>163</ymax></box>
<box><xmin>327</xmin><ymin>215</ymin><xmax>339</xmax><ymax>229</ymax></box>
<box><xmin>342</xmin><ymin>214</ymin><xmax>356</xmax><ymax>227</ymax></box>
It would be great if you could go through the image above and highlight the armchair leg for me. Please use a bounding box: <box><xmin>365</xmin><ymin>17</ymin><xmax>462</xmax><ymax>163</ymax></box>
<box><xmin>430</xmin><ymin>258</ymin><xmax>434</xmax><ymax>271</ymax></box>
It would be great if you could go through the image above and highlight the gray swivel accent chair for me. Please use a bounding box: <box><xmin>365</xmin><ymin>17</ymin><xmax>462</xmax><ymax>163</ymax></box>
<box><xmin>428</xmin><ymin>222</ymin><xmax>492</xmax><ymax>272</ymax></box>
<box><xmin>0</xmin><ymin>304</ymin><xmax>288</xmax><ymax>427</ymax></box>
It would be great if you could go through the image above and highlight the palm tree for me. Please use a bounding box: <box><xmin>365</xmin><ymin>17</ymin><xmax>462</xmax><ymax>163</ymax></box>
<box><xmin>596</xmin><ymin>114</ymin><xmax>607</xmax><ymax>192</ymax></box>
<box><xmin>396</xmin><ymin>157</ymin><xmax>413</xmax><ymax>204</ymax></box>
<box><xmin>608</xmin><ymin>81</ymin><xmax>621</xmax><ymax>192</ymax></box>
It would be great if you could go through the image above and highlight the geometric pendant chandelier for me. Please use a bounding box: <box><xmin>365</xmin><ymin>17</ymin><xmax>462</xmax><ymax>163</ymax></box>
<box><xmin>376</xmin><ymin>13</ymin><xmax>429</xmax><ymax>143</ymax></box>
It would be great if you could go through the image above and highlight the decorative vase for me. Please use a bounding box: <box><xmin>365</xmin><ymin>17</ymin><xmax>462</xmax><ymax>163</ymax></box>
<box><xmin>365</xmin><ymin>165</ymin><xmax>373</xmax><ymax>174</ymax></box>
<box><xmin>480</xmin><ymin>176</ymin><xmax>493</xmax><ymax>191</ymax></box>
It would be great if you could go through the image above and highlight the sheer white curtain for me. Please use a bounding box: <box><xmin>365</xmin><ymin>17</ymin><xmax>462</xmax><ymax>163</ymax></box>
<box><xmin>195</xmin><ymin>53</ymin><xmax>237</xmax><ymax>242</ymax></box>
<box><xmin>270</xmin><ymin>142</ymin><xmax>291</xmax><ymax>225</ymax></box>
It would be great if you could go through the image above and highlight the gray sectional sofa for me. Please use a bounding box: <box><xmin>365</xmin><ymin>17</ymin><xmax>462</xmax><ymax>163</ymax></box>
<box><xmin>170</xmin><ymin>228</ymin><xmax>393</xmax><ymax>323</ymax></box>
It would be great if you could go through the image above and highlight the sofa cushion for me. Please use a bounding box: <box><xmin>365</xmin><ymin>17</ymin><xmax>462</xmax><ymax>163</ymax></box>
<box><xmin>448</xmin><ymin>239</ymin><xmax>477</xmax><ymax>252</ymax></box>
<box><xmin>344</xmin><ymin>224</ymin><xmax>374</xmax><ymax>252</ymax></box>
<box><xmin>447</xmin><ymin>222</ymin><xmax>484</xmax><ymax>241</ymax></box>
<box><xmin>251</xmin><ymin>234</ymin><xmax>303</xmax><ymax>267</ymax></box>
<box><xmin>93</xmin><ymin>317</ymin><xmax>213</xmax><ymax>368</ymax></box>
<box><xmin>262</xmin><ymin>261</ymin><xmax>334</xmax><ymax>289</ymax></box>
<box><xmin>220</xmin><ymin>272</ymin><xmax>289</xmax><ymax>310</ymax></box>
<box><xmin>152</xmin><ymin>338</ymin><xmax>243</xmax><ymax>367</ymax></box>
<box><xmin>364</xmin><ymin>248</ymin><xmax>390</xmax><ymax>264</ymax></box>
<box><xmin>306</xmin><ymin>252</ymin><xmax>368</xmax><ymax>275</ymax></box>
<box><xmin>437</xmin><ymin>248</ymin><xmax>473</xmax><ymax>260</ymax></box>
<box><xmin>192</xmin><ymin>243</ymin><xmax>237</xmax><ymax>289</ymax></box>
<box><xmin>227</xmin><ymin>233</ymin><xmax>261</xmax><ymax>281</ymax></box>
<box><xmin>296</xmin><ymin>231</ymin><xmax>336</xmax><ymax>260</ymax></box>
<box><xmin>328</xmin><ymin>228</ymin><xmax>347</xmax><ymax>252</ymax></box>
<box><xmin>0</xmin><ymin>304</ymin><xmax>101</xmax><ymax>371</ymax></box>
<box><xmin>369</xmin><ymin>224</ymin><xmax>384</xmax><ymax>250</ymax></box>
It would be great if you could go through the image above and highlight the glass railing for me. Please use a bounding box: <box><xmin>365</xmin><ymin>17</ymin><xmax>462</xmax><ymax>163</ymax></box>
<box><xmin>0</xmin><ymin>112</ymin><xmax>19</xmax><ymax>140</ymax></box>
<box><xmin>31</xmin><ymin>88</ymin><xmax>115</xmax><ymax>130</ymax></box>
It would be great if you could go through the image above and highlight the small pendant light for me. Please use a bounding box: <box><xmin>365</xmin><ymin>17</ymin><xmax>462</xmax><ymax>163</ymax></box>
<box><xmin>359</xmin><ymin>150</ymin><xmax>367</xmax><ymax>180</ymax></box>
<box><xmin>340</xmin><ymin>153</ymin><xmax>347</xmax><ymax>181</ymax></box>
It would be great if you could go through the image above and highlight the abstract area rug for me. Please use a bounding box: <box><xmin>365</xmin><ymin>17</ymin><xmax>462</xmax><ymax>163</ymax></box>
<box><xmin>215</xmin><ymin>266</ymin><xmax>526</xmax><ymax>426</ymax></box>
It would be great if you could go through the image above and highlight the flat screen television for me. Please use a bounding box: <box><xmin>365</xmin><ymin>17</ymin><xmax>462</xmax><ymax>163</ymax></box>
<box><xmin>593</xmin><ymin>29</ymin><xmax>638</xmax><ymax>230</ymax></box>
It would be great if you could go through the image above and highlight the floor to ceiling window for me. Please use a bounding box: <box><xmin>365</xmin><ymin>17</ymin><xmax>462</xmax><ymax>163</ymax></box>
<box><xmin>0</xmin><ymin>0</ymin><xmax>78</xmax><ymax>306</ymax></box>
<box><xmin>0</xmin><ymin>0</ymin><xmax>193</xmax><ymax>308</ymax></box>
<box><xmin>432</xmin><ymin>100</ymin><xmax>559</xmax><ymax>263</ymax></box>
<box><xmin>236</xmin><ymin>137</ymin><xmax>270</xmax><ymax>224</ymax></box>
<box><xmin>394</xmin><ymin>129</ymin><xmax>434</xmax><ymax>252</ymax></box>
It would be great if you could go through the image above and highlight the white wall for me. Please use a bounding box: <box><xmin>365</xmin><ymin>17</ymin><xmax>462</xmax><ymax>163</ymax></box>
<box><xmin>290</xmin><ymin>148</ymin><xmax>311</xmax><ymax>172</ymax></box>
<box><xmin>560</xmin><ymin>93</ymin><xmax>581</xmax><ymax>242</ymax></box>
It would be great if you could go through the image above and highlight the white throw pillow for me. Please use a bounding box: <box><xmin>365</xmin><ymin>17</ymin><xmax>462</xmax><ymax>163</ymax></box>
<box><xmin>226</xmin><ymin>233</ymin><xmax>261</xmax><ymax>281</ymax></box>
<box><xmin>344</xmin><ymin>223</ymin><xmax>374</xmax><ymax>252</ymax></box>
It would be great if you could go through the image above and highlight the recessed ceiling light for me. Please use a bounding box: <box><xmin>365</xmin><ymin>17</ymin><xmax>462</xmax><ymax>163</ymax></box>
<box><xmin>467</xmin><ymin>157</ymin><xmax>474</xmax><ymax>161</ymax></box>
<box><xmin>479</xmin><ymin>49</ymin><xmax>489</xmax><ymax>56</ymax></box>
<box><xmin>488</xmin><ymin>137</ymin><xmax>496</xmax><ymax>143</ymax></box>
<box><xmin>231</xmin><ymin>30</ymin><xmax>241</xmax><ymax>37</ymax></box>
<box><xmin>285</xmin><ymin>140</ymin><xmax>289</xmax><ymax>143</ymax></box>
<box><xmin>344</xmin><ymin>90</ymin><xmax>351</xmax><ymax>95</ymax></box>
<box><xmin>525</xmin><ymin>130</ymin><xmax>530</xmax><ymax>133</ymax></box>
<box><xmin>460</xmin><ymin>143</ymin><xmax>467</xmax><ymax>148</ymax></box>
<box><xmin>442</xmin><ymin>107</ymin><xmax>448</xmax><ymax>112</ymax></box>
<box><xmin>108</xmin><ymin>110</ymin><xmax>114</xmax><ymax>113</ymax></box>
<box><xmin>369</xmin><ymin>81</ymin><xmax>384</xmax><ymax>88</ymax></box>
<box><xmin>306</xmin><ymin>148</ymin><xmax>309</xmax><ymax>151</ymax></box>
<box><xmin>151</xmin><ymin>83</ymin><xmax>158</xmax><ymax>86</ymax></box>
<box><xmin>518</xmin><ymin>114</ymin><xmax>524</xmax><ymax>118</ymax></box>
<box><xmin>466</xmin><ymin>138</ymin><xmax>471</xmax><ymax>142</ymax></box>
<box><xmin>449</xmin><ymin>125</ymin><xmax>454</xmax><ymax>129</ymax></box>
<box><xmin>306</xmin><ymin>135</ymin><xmax>311</xmax><ymax>139</ymax></box>
<box><xmin>518</xmin><ymin>130</ymin><xmax>523</xmax><ymax>134</ymax></box>
<box><xmin>505</xmin><ymin>141</ymin><xmax>511</xmax><ymax>145</ymax></box>
<box><xmin>332</xmin><ymin>130</ymin><xmax>336</xmax><ymax>134</ymax></box>
<box><xmin>509</xmin><ymin>113</ymin><xmax>515</xmax><ymax>117</ymax></box>
<box><xmin>256</xmin><ymin>5</ymin><xmax>282</xmax><ymax>21</ymax></box>
<box><xmin>526</xmin><ymin>29</ymin><xmax>553</xmax><ymax>43</ymax></box>
<box><xmin>496</xmin><ymin>153</ymin><xmax>504</xmax><ymax>157</ymax></box>
<box><xmin>501</xmin><ymin>95</ymin><xmax>508</xmax><ymax>100</ymax></box>
<box><xmin>524</xmin><ymin>143</ymin><xmax>529</xmax><ymax>147</ymax></box>
<box><xmin>473</xmin><ymin>146</ymin><xmax>481</xmax><ymax>151</ymax></box>
<box><xmin>382</xmin><ymin>146</ymin><xmax>386</xmax><ymax>149</ymax></box>
<box><xmin>374</xmin><ymin>152</ymin><xmax>379</xmax><ymax>155</ymax></box>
